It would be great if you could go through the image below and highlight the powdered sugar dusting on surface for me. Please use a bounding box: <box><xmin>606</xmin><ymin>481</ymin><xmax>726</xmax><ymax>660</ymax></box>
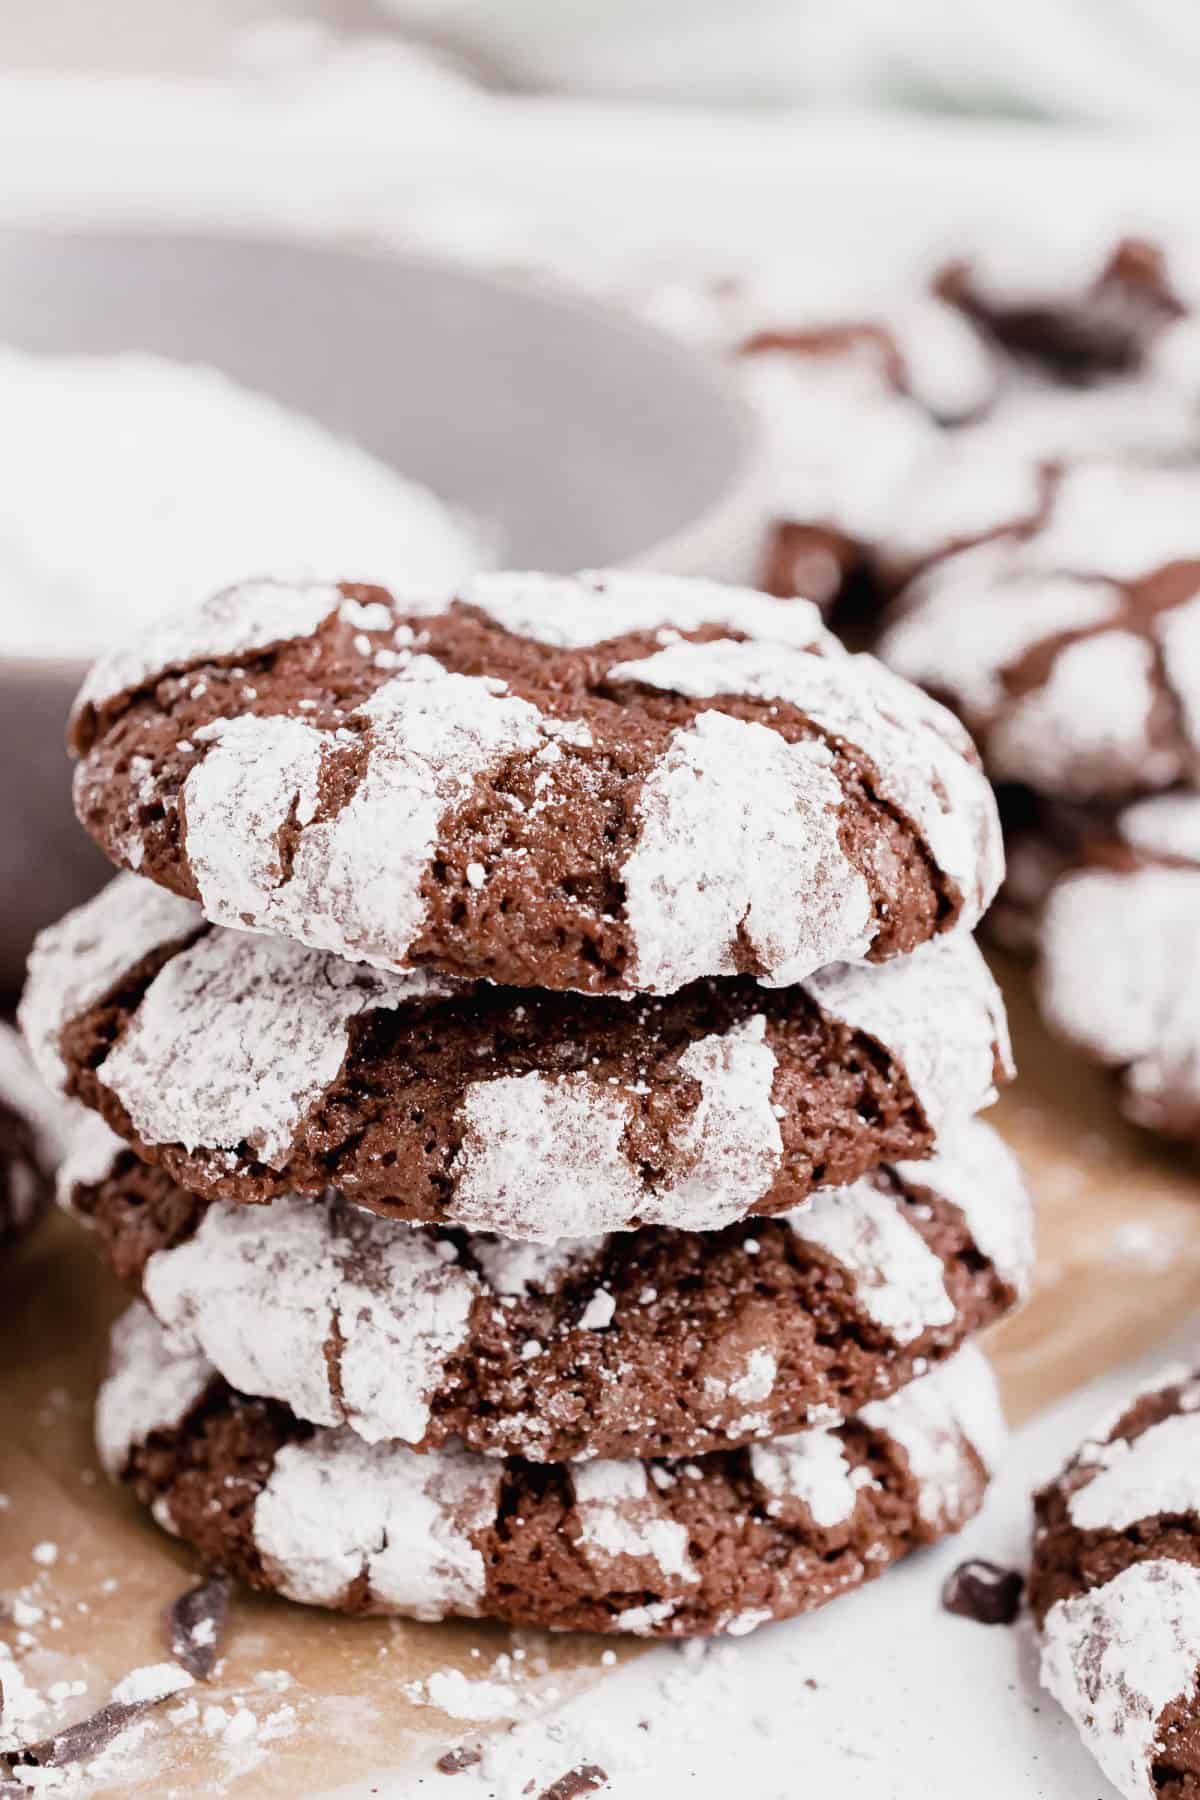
<box><xmin>1038</xmin><ymin>866</ymin><xmax>1200</xmax><ymax>1111</ymax></box>
<box><xmin>860</xmin><ymin>1344</ymin><xmax>1005</xmax><ymax>1531</ymax></box>
<box><xmin>142</xmin><ymin>1194</ymin><xmax>479</xmax><ymax>1444</ymax></box>
<box><xmin>20</xmin><ymin>873</ymin><xmax>202</xmax><ymax>1090</ymax></box>
<box><xmin>56</xmin><ymin>1110</ymin><xmax>127</xmax><ymax>1206</ymax></box>
<box><xmin>253</xmin><ymin>1430</ymin><xmax>500</xmax><ymax>1618</ymax></box>
<box><xmin>1067</xmin><ymin>1412</ymin><xmax>1200</xmax><ymax>1533</ymax></box>
<box><xmin>464</xmin><ymin>567</ymin><xmax>834</xmax><ymax>651</ymax></box>
<box><xmin>182</xmin><ymin>665</ymin><xmax>549</xmax><ymax>970</ymax></box>
<box><xmin>804</xmin><ymin>936</ymin><xmax>1011</xmax><ymax>1138</ymax></box>
<box><xmin>1040</xmin><ymin>1560</ymin><xmax>1200</xmax><ymax>1800</ymax></box>
<box><xmin>612</xmin><ymin>636</ymin><xmax>1003</xmax><ymax>937</ymax></box>
<box><xmin>470</xmin><ymin>1235</ymin><xmax>608</xmax><ymax>1296</ymax></box>
<box><xmin>619</xmin><ymin>708</ymin><xmax>872</xmax><ymax>994</ymax></box>
<box><xmin>1036</xmin><ymin>463</ymin><xmax>1200</xmax><ymax>581</ymax></box>
<box><xmin>893</xmin><ymin>1121</ymin><xmax>1035</xmax><ymax>1296</ymax></box>
<box><xmin>570</xmin><ymin>1461</ymin><xmax>697</xmax><ymax>1588</ymax></box>
<box><xmin>94</xmin><ymin>1303</ymin><xmax>214</xmax><ymax>1478</ymax></box>
<box><xmin>72</xmin><ymin>579</ymin><xmax>343</xmax><ymax>719</ymax></box>
<box><xmin>783</xmin><ymin>1178</ymin><xmax>956</xmax><ymax>1345</ymax></box>
<box><xmin>99</xmin><ymin>924</ymin><xmax>444</xmax><ymax>1168</ymax></box>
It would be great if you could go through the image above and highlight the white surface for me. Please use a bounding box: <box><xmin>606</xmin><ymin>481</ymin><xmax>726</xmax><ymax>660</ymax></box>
<box><xmin>324</xmin><ymin>1321</ymin><xmax>1200</xmax><ymax>1799</ymax></box>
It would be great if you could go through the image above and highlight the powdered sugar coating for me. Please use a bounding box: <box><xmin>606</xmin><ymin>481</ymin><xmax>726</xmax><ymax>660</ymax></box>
<box><xmin>879</xmin><ymin>463</ymin><xmax>1200</xmax><ymax>803</ymax></box>
<box><xmin>19</xmin><ymin>872</ymin><xmax>201</xmax><ymax>1091</ymax></box>
<box><xmin>56</xmin><ymin>1111</ymin><xmax>128</xmax><ymax>1205</ymax></box>
<box><xmin>97</xmin><ymin>926</ymin><xmax>448</xmax><ymax>1169</ymax></box>
<box><xmin>452</xmin><ymin>1015</ymin><xmax>781</xmax><ymax>1239</ymax></box>
<box><xmin>463</xmin><ymin>568</ymin><xmax>833</xmax><ymax>651</ymax></box>
<box><xmin>74</xmin><ymin>580</ymin><xmax>344</xmax><ymax>721</ymax></box>
<box><xmin>182</xmin><ymin>664</ymin><xmax>551</xmax><ymax>970</ymax></box>
<box><xmin>859</xmin><ymin>1344</ymin><xmax>1005</xmax><ymax>1531</ymax></box>
<box><xmin>1039</xmin><ymin>866</ymin><xmax>1200</xmax><ymax>1120</ymax></box>
<box><xmin>571</xmin><ymin>1461</ymin><xmax>697</xmax><ymax>1586</ymax></box>
<box><xmin>804</xmin><ymin>936</ymin><xmax>1012</xmax><ymax>1139</ymax></box>
<box><xmin>254</xmin><ymin>1431</ymin><xmax>500</xmax><ymax>1618</ymax></box>
<box><xmin>1120</xmin><ymin>791</ymin><xmax>1200</xmax><ymax>864</ymax></box>
<box><xmin>987</xmin><ymin>631</ymin><xmax>1162</xmax><ymax>798</ymax></box>
<box><xmin>1067</xmin><ymin>1412</ymin><xmax>1200</xmax><ymax>1534</ymax></box>
<box><xmin>611</xmin><ymin>637</ymin><xmax>1003</xmax><ymax>938</ymax></box>
<box><xmin>621</xmin><ymin>710</ymin><xmax>872</xmax><ymax>994</ymax></box>
<box><xmin>143</xmin><ymin>1195</ymin><xmax>478</xmax><ymax>1445</ymax></box>
<box><xmin>748</xmin><ymin>1432</ymin><xmax>862</xmax><ymax>1528</ymax></box>
<box><xmin>95</xmin><ymin>1302</ymin><xmax>213</xmax><ymax>1478</ymax></box>
<box><xmin>1041</xmin><ymin>1560</ymin><xmax>1200</xmax><ymax>1800</ymax></box>
<box><xmin>893</xmin><ymin>1121</ymin><xmax>1033</xmax><ymax>1297</ymax></box>
<box><xmin>783</xmin><ymin>1178</ymin><xmax>956</xmax><ymax>1346</ymax></box>
<box><xmin>0</xmin><ymin>1020</ymin><xmax>76</xmax><ymax>1174</ymax></box>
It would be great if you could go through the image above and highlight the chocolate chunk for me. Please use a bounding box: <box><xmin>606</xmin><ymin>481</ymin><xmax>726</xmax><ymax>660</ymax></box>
<box><xmin>941</xmin><ymin>1559</ymin><xmax>1024</xmax><ymax>1625</ymax></box>
<box><xmin>538</xmin><ymin>1766</ymin><xmax>608</xmax><ymax>1800</ymax></box>
<box><xmin>436</xmin><ymin>1745</ymin><xmax>482</xmax><ymax>1774</ymax></box>
<box><xmin>164</xmin><ymin>1573</ymin><xmax>231</xmax><ymax>1679</ymax></box>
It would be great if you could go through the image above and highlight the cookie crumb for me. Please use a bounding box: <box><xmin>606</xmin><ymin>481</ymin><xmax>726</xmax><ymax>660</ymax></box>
<box><xmin>941</xmin><ymin>1558</ymin><xmax>1024</xmax><ymax>1625</ymax></box>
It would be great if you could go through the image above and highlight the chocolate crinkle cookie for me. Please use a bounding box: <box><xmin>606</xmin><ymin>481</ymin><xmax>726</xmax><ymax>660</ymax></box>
<box><xmin>97</xmin><ymin>1304</ymin><xmax>1005</xmax><ymax>1637</ymax></box>
<box><xmin>62</xmin><ymin>1114</ymin><xmax>1032</xmax><ymax>1463</ymax></box>
<box><xmin>639</xmin><ymin>260</ymin><xmax>996</xmax><ymax>614</ymax></box>
<box><xmin>1036</xmin><ymin>791</ymin><xmax>1200</xmax><ymax>1145</ymax></box>
<box><xmin>22</xmin><ymin>873</ymin><xmax>1013</xmax><ymax>1237</ymax></box>
<box><xmin>1030</xmin><ymin>1365</ymin><xmax>1200</xmax><ymax>1799</ymax></box>
<box><xmin>878</xmin><ymin>462</ymin><xmax>1200</xmax><ymax>806</ymax></box>
<box><xmin>66</xmin><ymin>572</ymin><xmax>1002</xmax><ymax>996</ymax></box>
<box><xmin>0</xmin><ymin>1019</ymin><xmax>72</xmax><ymax>1247</ymax></box>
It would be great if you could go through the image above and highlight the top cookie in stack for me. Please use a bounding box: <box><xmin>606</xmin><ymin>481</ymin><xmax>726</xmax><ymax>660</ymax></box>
<box><xmin>25</xmin><ymin>571</ymin><xmax>1024</xmax><ymax>1639</ymax></box>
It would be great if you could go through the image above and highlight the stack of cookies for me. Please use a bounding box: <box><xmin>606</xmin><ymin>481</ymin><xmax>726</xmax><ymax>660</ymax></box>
<box><xmin>23</xmin><ymin>570</ymin><xmax>1032</xmax><ymax>1637</ymax></box>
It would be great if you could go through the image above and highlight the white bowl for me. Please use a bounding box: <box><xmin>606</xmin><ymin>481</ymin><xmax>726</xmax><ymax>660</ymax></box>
<box><xmin>0</xmin><ymin>227</ymin><xmax>763</xmax><ymax>990</ymax></box>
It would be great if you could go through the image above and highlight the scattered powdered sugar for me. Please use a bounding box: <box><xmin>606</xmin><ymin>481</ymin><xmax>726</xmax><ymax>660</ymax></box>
<box><xmin>469</xmin><ymin>1235</ymin><xmax>608</xmax><ymax>1297</ymax></box>
<box><xmin>783</xmin><ymin>1178</ymin><xmax>957</xmax><ymax>1345</ymax></box>
<box><xmin>252</xmin><ymin>1429</ymin><xmax>500</xmax><ymax>1617</ymax></box>
<box><xmin>859</xmin><ymin>1345</ymin><xmax>1006</xmax><ymax>1532</ymax></box>
<box><xmin>893</xmin><ymin>1120</ymin><xmax>1035</xmax><ymax>1297</ymax></box>
<box><xmin>1038</xmin><ymin>866</ymin><xmax>1200</xmax><ymax>1111</ymax></box>
<box><xmin>619</xmin><ymin>707</ymin><xmax>872</xmax><ymax>994</ymax></box>
<box><xmin>1120</xmin><ymin>791</ymin><xmax>1200</xmax><ymax>865</ymax></box>
<box><xmin>94</xmin><ymin>1303</ymin><xmax>215</xmax><ymax>1478</ymax></box>
<box><xmin>142</xmin><ymin>1193</ymin><xmax>479</xmax><ymax>1445</ymax></box>
<box><xmin>96</xmin><ymin>917</ymin><xmax>445</xmax><ymax>1168</ymax></box>
<box><xmin>1040</xmin><ymin>1560</ymin><xmax>1200</xmax><ymax>1800</ymax></box>
<box><xmin>570</xmin><ymin>1462</ymin><xmax>697</xmax><ymax>1588</ymax></box>
<box><xmin>612</xmin><ymin>635</ymin><xmax>1003</xmax><ymax>935</ymax></box>
<box><xmin>804</xmin><ymin>935</ymin><xmax>1011</xmax><ymax>1139</ymax></box>
<box><xmin>404</xmin><ymin>1668</ymin><xmax>522</xmax><ymax>1722</ymax></box>
<box><xmin>3</xmin><ymin>349</ymin><xmax>480</xmax><ymax>664</ymax></box>
<box><xmin>463</xmin><ymin>567</ymin><xmax>833</xmax><ymax>651</ymax></box>
<box><xmin>1067</xmin><ymin>1411</ymin><xmax>1200</xmax><ymax>1533</ymax></box>
<box><xmin>74</xmin><ymin>579</ymin><xmax>343</xmax><ymax>720</ymax></box>
<box><xmin>20</xmin><ymin>873</ymin><xmax>202</xmax><ymax>1091</ymax></box>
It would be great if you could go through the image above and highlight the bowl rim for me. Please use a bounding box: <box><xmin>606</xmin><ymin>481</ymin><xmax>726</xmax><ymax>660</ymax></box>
<box><xmin>0</xmin><ymin>224</ymin><xmax>765</xmax><ymax>683</ymax></box>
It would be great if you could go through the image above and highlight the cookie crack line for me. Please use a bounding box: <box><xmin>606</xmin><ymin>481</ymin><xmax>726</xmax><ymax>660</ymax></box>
<box><xmin>68</xmin><ymin>572</ymin><xmax>1002</xmax><ymax>997</ymax></box>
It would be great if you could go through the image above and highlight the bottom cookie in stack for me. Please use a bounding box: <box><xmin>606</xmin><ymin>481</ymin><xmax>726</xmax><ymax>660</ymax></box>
<box><xmin>1030</xmin><ymin>1366</ymin><xmax>1200</xmax><ymax>1800</ymax></box>
<box><xmin>71</xmin><ymin>1118</ymin><xmax>1033</xmax><ymax>1637</ymax></box>
<box><xmin>98</xmin><ymin>1304</ymin><xmax>1005</xmax><ymax>1638</ymax></box>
